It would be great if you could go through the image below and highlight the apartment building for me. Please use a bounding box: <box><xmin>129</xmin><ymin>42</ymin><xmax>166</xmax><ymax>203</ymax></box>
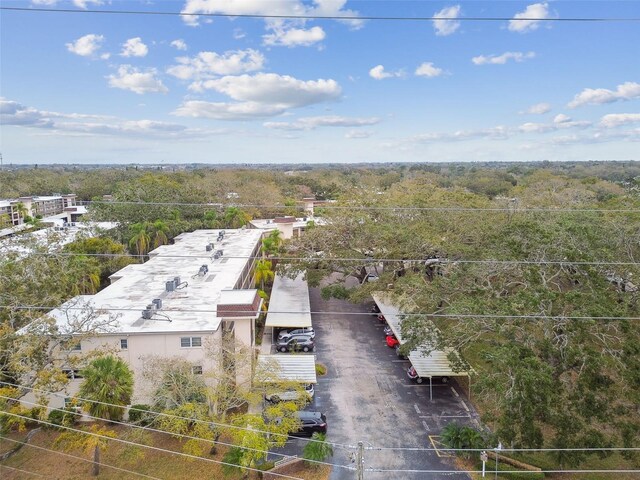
<box><xmin>27</xmin><ymin>229</ymin><xmax>264</xmax><ymax>407</ymax></box>
<box><xmin>0</xmin><ymin>194</ymin><xmax>78</xmax><ymax>226</ymax></box>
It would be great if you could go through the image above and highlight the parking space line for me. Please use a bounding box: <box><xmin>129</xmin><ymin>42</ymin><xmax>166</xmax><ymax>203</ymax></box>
<box><xmin>439</xmin><ymin>415</ymin><xmax>472</xmax><ymax>418</ymax></box>
<box><xmin>450</xmin><ymin>387</ymin><xmax>459</xmax><ymax>397</ymax></box>
<box><xmin>414</xmin><ymin>403</ymin><xmax>421</xmax><ymax>414</ymax></box>
<box><xmin>428</xmin><ymin>435</ymin><xmax>455</xmax><ymax>458</ymax></box>
<box><xmin>422</xmin><ymin>420</ymin><xmax>430</xmax><ymax>432</ymax></box>
<box><xmin>460</xmin><ymin>400</ymin><xmax>470</xmax><ymax>412</ymax></box>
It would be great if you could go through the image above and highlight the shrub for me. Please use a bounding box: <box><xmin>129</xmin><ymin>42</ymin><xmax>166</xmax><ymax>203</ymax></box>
<box><xmin>315</xmin><ymin>363</ymin><xmax>327</xmax><ymax>376</ymax></box>
<box><xmin>128</xmin><ymin>404</ymin><xmax>155</xmax><ymax>426</ymax></box>
<box><xmin>47</xmin><ymin>408</ymin><xmax>77</xmax><ymax>429</ymax></box>
<box><xmin>221</xmin><ymin>447</ymin><xmax>243</xmax><ymax>476</ymax></box>
<box><xmin>255</xmin><ymin>461</ymin><xmax>275</xmax><ymax>471</ymax></box>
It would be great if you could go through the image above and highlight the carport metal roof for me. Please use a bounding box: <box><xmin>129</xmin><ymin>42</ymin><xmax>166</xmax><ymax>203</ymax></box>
<box><xmin>265</xmin><ymin>273</ymin><xmax>312</xmax><ymax>328</ymax></box>
<box><xmin>372</xmin><ymin>293</ymin><xmax>469</xmax><ymax>379</ymax></box>
<box><xmin>256</xmin><ymin>354</ymin><xmax>317</xmax><ymax>384</ymax></box>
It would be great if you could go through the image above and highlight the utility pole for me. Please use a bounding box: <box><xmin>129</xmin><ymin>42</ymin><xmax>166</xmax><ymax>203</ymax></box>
<box><xmin>356</xmin><ymin>441</ymin><xmax>364</xmax><ymax>480</ymax></box>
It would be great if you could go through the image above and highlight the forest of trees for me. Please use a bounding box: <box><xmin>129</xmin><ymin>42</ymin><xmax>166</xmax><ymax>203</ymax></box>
<box><xmin>1</xmin><ymin>161</ymin><xmax>639</xmax><ymax>473</ymax></box>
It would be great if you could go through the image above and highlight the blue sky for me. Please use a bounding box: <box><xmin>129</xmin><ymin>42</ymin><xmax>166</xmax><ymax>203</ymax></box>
<box><xmin>1</xmin><ymin>0</ymin><xmax>639</xmax><ymax>164</ymax></box>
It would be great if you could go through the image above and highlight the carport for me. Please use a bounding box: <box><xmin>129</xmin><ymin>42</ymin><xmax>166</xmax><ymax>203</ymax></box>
<box><xmin>265</xmin><ymin>273</ymin><xmax>312</xmax><ymax>331</ymax></box>
<box><xmin>372</xmin><ymin>293</ymin><xmax>471</xmax><ymax>401</ymax></box>
<box><xmin>256</xmin><ymin>354</ymin><xmax>317</xmax><ymax>384</ymax></box>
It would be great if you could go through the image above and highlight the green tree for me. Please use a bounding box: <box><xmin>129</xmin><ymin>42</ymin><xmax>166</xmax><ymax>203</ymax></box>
<box><xmin>254</xmin><ymin>260</ymin><xmax>275</xmax><ymax>291</ymax></box>
<box><xmin>13</xmin><ymin>202</ymin><xmax>28</xmax><ymax>223</ymax></box>
<box><xmin>303</xmin><ymin>432</ymin><xmax>334</xmax><ymax>467</ymax></box>
<box><xmin>128</xmin><ymin>222</ymin><xmax>151</xmax><ymax>256</ymax></box>
<box><xmin>78</xmin><ymin>356</ymin><xmax>133</xmax><ymax>421</ymax></box>
<box><xmin>261</xmin><ymin>230</ymin><xmax>283</xmax><ymax>257</ymax></box>
<box><xmin>150</xmin><ymin>220</ymin><xmax>170</xmax><ymax>248</ymax></box>
<box><xmin>54</xmin><ymin>424</ymin><xmax>117</xmax><ymax>476</ymax></box>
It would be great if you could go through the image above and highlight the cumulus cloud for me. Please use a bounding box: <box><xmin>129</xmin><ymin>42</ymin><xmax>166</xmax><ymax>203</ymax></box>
<box><xmin>263</xmin><ymin>26</ymin><xmax>326</xmax><ymax>47</ymax></box>
<box><xmin>415</xmin><ymin>62</ymin><xmax>444</xmax><ymax>78</ymax></box>
<box><xmin>508</xmin><ymin>2</ymin><xmax>551</xmax><ymax>33</ymax></box>
<box><xmin>1</xmin><ymin>97</ymin><xmax>219</xmax><ymax>138</ymax></box>
<box><xmin>369</xmin><ymin>65</ymin><xmax>404</xmax><ymax>80</ymax></box>
<box><xmin>522</xmin><ymin>102</ymin><xmax>551</xmax><ymax>115</ymax></box>
<box><xmin>192</xmin><ymin>73</ymin><xmax>341</xmax><ymax>108</ymax></box>
<box><xmin>107</xmin><ymin>65</ymin><xmax>168</xmax><ymax>94</ymax></box>
<box><xmin>120</xmin><ymin>37</ymin><xmax>149</xmax><ymax>57</ymax></box>
<box><xmin>73</xmin><ymin>0</ymin><xmax>103</xmax><ymax>8</ymax></box>
<box><xmin>518</xmin><ymin>115</ymin><xmax>590</xmax><ymax>133</ymax></box>
<box><xmin>167</xmin><ymin>49</ymin><xmax>265</xmax><ymax>81</ymax></box>
<box><xmin>66</xmin><ymin>34</ymin><xmax>105</xmax><ymax>57</ymax></box>
<box><xmin>599</xmin><ymin>113</ymin><xmax>640</xmax><ymax>128</ymax></box>
<box><xmin>433</xmin><ymin>5</ymin><xmax>461</xmax><ymax>36</ymax></box>
<box><xmin>568</xmin><ymin>82</ymin><xmax>640</xmax><ymax>108</ymax></box>
<box><xmin>263</xmin><ymin>115</ymin><xmax>380</xmax><ymax>131</ymax></box>
<box><xmin>171</xmin><ymin>39</ymin><xmax>188</xmax><ymax>51</ymax></box>
<box><xmin>173</xmin><ymin>101</ymin><xmax>286</xmax><ymax>121</ymax></box>
<box><xmin>472</xmin><ymin>51</ymin><xmax>535</xmax><ymax>65</ymax></box>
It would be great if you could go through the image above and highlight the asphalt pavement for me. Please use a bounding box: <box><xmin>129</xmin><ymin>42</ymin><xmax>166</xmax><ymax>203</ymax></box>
<box><xmin>270</xmin><ymin>286</ymin><xmax>477</xmax><ymax>479</ymax></box>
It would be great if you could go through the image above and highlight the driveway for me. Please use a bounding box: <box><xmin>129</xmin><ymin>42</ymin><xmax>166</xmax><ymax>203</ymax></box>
<box><xmin>272</xmin><ymin>286</ymin><xmax>476</xmax><ymax>479</ymax></box>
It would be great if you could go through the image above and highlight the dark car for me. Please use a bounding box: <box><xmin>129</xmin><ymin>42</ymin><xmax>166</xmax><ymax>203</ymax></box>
<box><xmin>383</xmin><ymin>325</ymin><xmax>393</xmax><ymax>336</ymax></box>
<box><xmin>407</xmin><ymin>366</ymin><xmax>449</xmax><ymax>384</ymax></box>
<box><xmin>292</xmin><ymin>411</ymin><xmax>327</xmax><ymax>436</ymax></box>
<box><xmin>276</xmin><ymin>335</ymin><xmax>315</xmax><ymax>353</ymax></box>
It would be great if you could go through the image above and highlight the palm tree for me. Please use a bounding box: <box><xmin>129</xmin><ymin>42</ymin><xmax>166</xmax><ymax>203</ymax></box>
<box><xmin>150</xmin><ymin>220</ymin><xmax>170</xmax><ymax>248</ymax></box>
<box><xmin>254</xmin><ymin>259</ymin><xmax>275</xmax><ymax>291</ymax></box>
<box><xmin>128</xmin><ymin>222</ymin><xmax>151</xmax><ymax>256</ymax></box>
<box><xmin>13</xmin><ymin>202</ymin><xmax>28</xmax><ymax>224</ymax></box>
<box><xmin>79</xmin><ymin>356</ymin><xmax>134</xmax><ymax>422</ymax></box>
<box><xmin>261</xmin><ymin>229</ymin><xmax>283</xmax><ymax>257</ymax></box>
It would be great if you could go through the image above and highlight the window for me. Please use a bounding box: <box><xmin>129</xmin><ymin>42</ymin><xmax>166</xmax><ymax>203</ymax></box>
<box><xmin>181</xmin><ymin>337</ymin><xmax>202</xmax><ymax>348</ymax></box>
<box><xmin>69</xmin><ymin>342</ymin><xmax>81</xmax><ymax>351</ymax></box>
<box><xmin>62</xmin><ymin>369</ymin><xmax>83</xmax><ymax>380</ymax></box>
<box><xmin>120</xmin><ymin>339</ymin><xmax>128</xmax><ymax>350</ymax></box>
<box><xmin>192</xmin><ymin>366</ymin><xmax>203</xmax><ymax>375</ymax></box>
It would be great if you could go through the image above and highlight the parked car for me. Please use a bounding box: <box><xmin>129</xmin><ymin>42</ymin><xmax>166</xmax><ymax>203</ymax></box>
<box><xmin>276</xmin><ymin>335</ymin><xmax>315</xmax><ymax>353</ymax></box>
<box><xmin>386</xmin><ymin>335</ymin><xmax>399</xmax><ymax>348</ymax></box>
<box><xmin>407</xmin><ymin>366</ymin><xmax>449</xmax><ymax>384</ymax></box>
<box><xmin>377</xmin><ymin>314</ymin><xmax>386</xmax><ymax>323</ymax></box>
<box><xmin>277</xmin><ymin>327</ymin><xmax>315</xmax><ymax>341</ymax></box>
<box><xmin>292</xmin><ymin>411</ymin><xmax>327</xmax><ymax>436</ymax></box>
<box><xmin>265</xmin><ymin>383</ymin><xmax>314</xmax><ymax>403</ymax></box>
<box><xmin>383</xmin><ymin>325</ymin><xmax>393</xmax><ymax>336</ymax></box>
<box><xmin>361</xmin><ymin>273</ymin><xmax>379</xmax><ymax>284</ymax></box>
<box><xmin>370</xmin><ymin>304</ymin><xmax>380</xmax><ymax>316</ymax></box>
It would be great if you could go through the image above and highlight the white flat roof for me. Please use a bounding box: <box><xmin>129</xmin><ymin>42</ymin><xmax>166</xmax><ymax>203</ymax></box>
<box><xmin>372</xmin><ymin>293</ymin><xmax>469</xmax><ymax>378</ymax></box>
<box><xmin>250</xmin><ymin>217</ymin><xmax>326</xmax><ymax>230</ymax></box>
<box><xmin>256</xmin><ymin>354</ymin><xmax>317</xmax><ymax>384</ymax></box>
<box><xmin>265</xmin><ymin>273</ymin><xmax>312</xmax><ymax>328</ymax></box>
<box><xmin>45</xmin><ymin>229</ymin><xmax>263</xmax><ymax>334</ymax></box>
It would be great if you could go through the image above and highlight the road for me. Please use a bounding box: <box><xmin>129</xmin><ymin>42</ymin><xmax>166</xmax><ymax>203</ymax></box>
<box><xmin>272</xmin><ymin>286</ymin><xmax>476</xmax><ymax>480</ymax></box>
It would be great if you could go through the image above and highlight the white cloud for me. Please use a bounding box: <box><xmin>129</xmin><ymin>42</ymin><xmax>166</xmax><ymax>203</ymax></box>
<box><xmin>553</xmin><ymin>113</ymin><xmax>571</xmax><ymax>124</ymax></box>
<box><xmin>180</xmin><ymin>0</ymin><xmax>362</xmax><ymax>29</ymax></box>
<box><xmin>1</xmin><ymin>97</ymin><xmax>219</xmax><ymax>139</ymax></box>
<box><xmin>412</xmin><ymin>126</ymin><xmax>512</xmax><ymax>143</ymax></box>
<box><xmin>170</xmin><ymin>39</ymin><xmax>188</xmax><ymax>51</ymax></box>
<box><xmin>193</xmin><ymin>73</ymin><xmax>341</xmax><ymax>108</ymax></box>
<box><xmin>73</xmin><ymin>0</ymin><xmax>103</xmax><ymax>8</ymax></box>
<box><xmin>599</xmin><ymin>113</ymin><xmax>640</xmax><ymax>128</ymax></box>
<box><xmin>369</xmin><ymin>65</ymin><xmax>404</xmax><ymax>80</ymax></box>
<box><xmin>233</xmin><ymin>28</ymin><xmax>246</xmax><ymax>39</ymax></box>
<box><xmin>433</xmin><ymin>5</ymin><xmax>461</xmax><ymax>36</ymax></box>
<box><xmin>522</xmin><ymin>102</ymin><xmax>551</xmax><ymax>114</ymax></box>
<box><xmin>519</xmin><ymin>116</ymin><xmax>590</xmax><ymax>133</ymax></box>
<box><xmin>167</xmin><ymin>49</ymin><xmax>265</xmax><ymax>81</ymax></box>
<box><xmin>263</xmin><ymin>26</ymin><xmax>326</xmax><ymax>47</ymax></box>
<box><xmin>107</xmin><ymin>65</ymin><xmax>168</xmax><ymax>94</ymax></box>
<box><xmin>415</xmin><ymin>62</ymin><xmax>444</xmax><ymax>78</ymax></box>
<box><xmin>120</xmin><ymin>37</ymin><xmax>149</xmax><ymax>57</ymax></box>
<box><xmin>568</xmin><ymin>82</ymin><xmax>640</xmax><ymax>108</ymax></box>
<box><xmin>173</xmin><ymin>101</ymin><xmax>286</xmax><ymax>120</ymax></box>
<box><xmin>508</xmin><ymin>2</ymin><xmax>550</xmax><ymax>33</ymax></box>
<box><xmin>472</xmin><ymin>51</ymin><xmax>535</xmax><ymax>65</ymax></box>
<box><xmin>345</xmin><ymin>130</ymin><xmax>372</xmax><ymax>139</ymax></box>
<box><xmin>263</xmin><ymin>116</ymin><xmax>380</xmax><ymax>131</ymax></box>
<box><xmin>66</xmin><ymin>34</ymin><xmax>105</xmax><ymax>57</ymax></box>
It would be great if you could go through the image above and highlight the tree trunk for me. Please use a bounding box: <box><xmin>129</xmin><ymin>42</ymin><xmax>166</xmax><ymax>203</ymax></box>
<box><xmin>93</xmin><ymin>444</ymin><xmax>100</xmax><ymax>476</ymax></box>
<box><xmin>209</xmin><ymin>431</ymin><xmax>221</xmax><ymax>455</ymax></box>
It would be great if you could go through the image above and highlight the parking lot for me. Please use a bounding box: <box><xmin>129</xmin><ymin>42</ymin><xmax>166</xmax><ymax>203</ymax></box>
<box><xmin>272</xmin><ymin>286</ymin><xmax>477</xmax><ymax>479</ymax></box>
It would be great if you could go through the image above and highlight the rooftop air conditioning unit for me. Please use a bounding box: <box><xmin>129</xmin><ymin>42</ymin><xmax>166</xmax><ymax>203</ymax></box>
<box><xmin>199</xmin><ymin>265</ymin><xmax>209</xmax><ymax>275</ymax></box>
<box><xmin>174</xmin><ymin>276</ymin><xmax>181</xmax><ymax>288</ymax></box>
<box><xmin>166</xmin><ymin>280</ymin><xmax>175</xmax><ymax>292</ymax></box>
<box><xmin>152</xmin><ymin>298</ymin><xmax>162</xmax><ymax>309</ymax></box>
<box><xmin>141</xmin><ymin>306</ymin><xmax>154</xmax><ymax>319</ymax></box>
<box><xmin>206</xmin><ymin>243</ymin><xmax>213</xmax><ymax>252</ymax></box>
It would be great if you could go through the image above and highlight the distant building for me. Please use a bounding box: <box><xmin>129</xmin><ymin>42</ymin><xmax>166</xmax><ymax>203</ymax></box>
<box><xmin>22</xmin><ymin>229</ymin><xmax>264</xmax><ymax>407</ymax></box>
<box><xmin>0</xmin><ymin>194</ymin><xmax>82</xmax><ymax>226</ymax></box>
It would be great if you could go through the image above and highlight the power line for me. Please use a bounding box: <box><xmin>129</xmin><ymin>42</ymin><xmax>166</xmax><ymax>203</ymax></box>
<box><xmin>365</xmin><ymin>467</ymin><xmax>640</xmax><ymax>474</ymax></box>
<box><xmin>0</xmin><ymin>411</ymin><xmax>308</xmax><ymax>480</ymax></box>
<box><xmin>2</xmin><ymin>6</ymin><xmax>639</xmax><ymax>22</ymax></box>
<box><xmin>365</xmin><ymin>445</ymin><xmax>640</xmax><ymax>452</ymax></box>
<box><xmin>0</xmin><ymin>436</ymin><xmax>164</xmax><ymax>480</ymax></box>
<box><xmin>3</xmin><ymin>305</ymin><xmax>639</xmax><ymax>321</ymax></box>
<box><xmin>5</xmin><ymin>251</ymin><xmax>639</xmax><ymax>266</ymax></box>
<box><xmin>0</xmin><ymin>394</ymin><xmax>353</xmax><ymax>471</ymax></box>
<box><xmin>0</xmin><ymin>381</ymin><xmax>354</xmax><ymax>451</ymax></box>
<box><xmin>79</xmin><ymin>199</ymin><xmax>640</xmax><ymax>213</ymax></box>
<box><xmin>0</xmin><ymin>464</ymin><xmax>45</xmax><ymax>478</ymax></box>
